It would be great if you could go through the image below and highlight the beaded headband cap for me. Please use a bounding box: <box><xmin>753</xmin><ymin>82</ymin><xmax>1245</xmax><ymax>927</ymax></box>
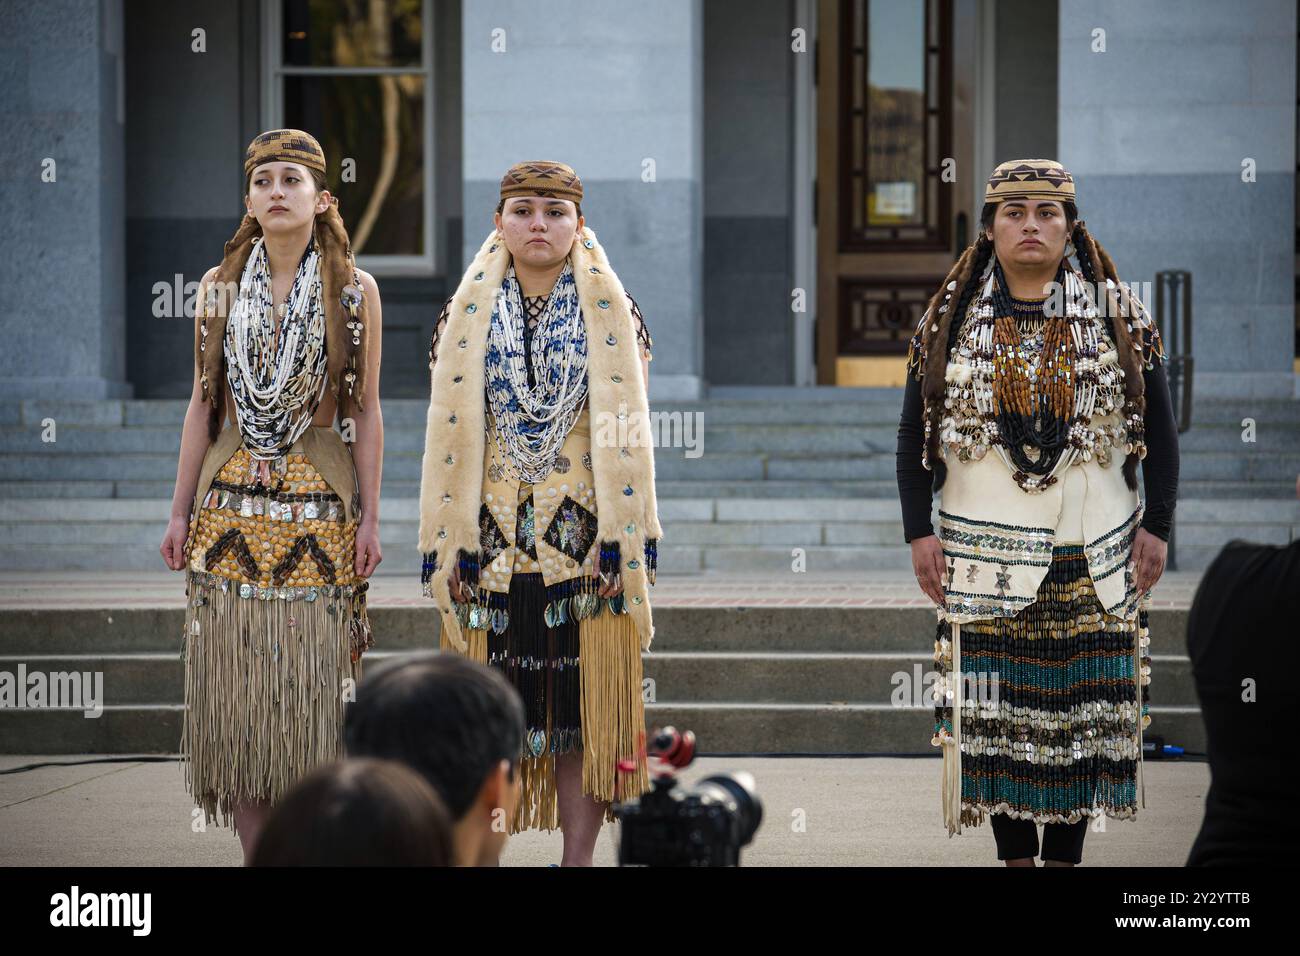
<box><xmin>499</xmin><ymin>160</ymin><xmax>584</xmax><ymax>205</ymax></box>
<box><xmin>244</xmin><ymin>128</ymin><xmax>327</xmax><ymax>179</ymax></box>
<box><xmin>985</xmin><ymin>158</ymin><xmax>1075</xmax><ymax>205</ymax></box>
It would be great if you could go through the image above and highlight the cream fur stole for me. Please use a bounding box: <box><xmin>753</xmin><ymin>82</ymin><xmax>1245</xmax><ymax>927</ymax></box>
<box><xmin>419</xmin><ymin>227</ymin><xmax>663</xmax><ymax>652</ymax></box>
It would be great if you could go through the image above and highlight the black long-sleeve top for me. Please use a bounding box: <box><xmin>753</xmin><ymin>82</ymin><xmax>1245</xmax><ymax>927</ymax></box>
<box><xmin>895</xmin><ymin>361</ymin><xmax>1180</xmax><ymax>542</ymax></box>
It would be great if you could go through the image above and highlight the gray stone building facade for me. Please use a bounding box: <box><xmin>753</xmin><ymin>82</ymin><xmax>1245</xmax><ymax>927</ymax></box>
<box><xmin>3</xmin><ymin>0</ymin><xmax>1294</xmax><ymax>403</ymax></box>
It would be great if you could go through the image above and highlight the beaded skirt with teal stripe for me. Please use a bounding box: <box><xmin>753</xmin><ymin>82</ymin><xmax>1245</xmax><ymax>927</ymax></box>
<box><xmin>933</xmin><ymin>544</ymin><xmax>1151</xmax><ymax>826</ymax></box>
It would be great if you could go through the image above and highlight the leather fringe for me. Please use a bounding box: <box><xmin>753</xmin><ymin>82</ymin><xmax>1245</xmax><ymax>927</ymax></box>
<box><xmin>941</xmin><ymin>621</ymin><xmax>964</xmax><ymax>836</ymax></box>
<box><xmin>180</xmin><ymin>570</ymin><xmax>365</xmax><ymax>835</ymax></box>
<box><xmin>513</xmin><ymin>752</ymin><xmax>559</xmax><ymax>832</ymax></box>
<box><xmin>440</xmin><ymin>600</ymin><xmax>649</xmax><ymax>834</ymax></box>
<box><xmin>578</xmin><ymin>606</ymin><xmax>650</xmax><ymax>817</ymax></box>
<box><xmin>437</xmin><ymin>612</ymin><xmax>489</xmax><ymax>664</ymax></box>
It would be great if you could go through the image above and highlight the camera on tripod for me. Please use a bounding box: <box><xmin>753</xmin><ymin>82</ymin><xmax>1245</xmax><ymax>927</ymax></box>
<box><xmin>614</xmin><ymin>726</ymin><xmax>763</xmax><ymax>867</ymax></box>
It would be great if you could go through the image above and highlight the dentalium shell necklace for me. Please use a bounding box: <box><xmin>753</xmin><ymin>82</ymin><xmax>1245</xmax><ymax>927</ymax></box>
<box><xmin>224</xmin><ymin>235</ymin><xmax>328</xmax><ymax>471</ymax></box>
<box><xmin>952</xmin><ymin>260</ymin><xmax>1116</xmax><ymax>493</ymax></box>
<box><xmin>485</xmin><ymin>262</ymin><xmax>589</xmax><ymax>484</ymax></box>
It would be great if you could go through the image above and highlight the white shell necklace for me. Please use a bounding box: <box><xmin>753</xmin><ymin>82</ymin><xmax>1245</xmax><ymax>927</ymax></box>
<box><xmin>485</xmin><ymin>263</ymin><xmax>588</xmax><ymax>483</ymax></box>
<box><xmin>224</xmin><ymin>236</ymin><xmax>328</xmax><ymax>469</ymax></box>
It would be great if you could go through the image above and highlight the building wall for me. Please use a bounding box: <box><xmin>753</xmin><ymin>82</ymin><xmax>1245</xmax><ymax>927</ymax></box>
<box><xmin>124</xmin><ymin>0</ymin><xmax>245</xmax><ymax>398</ymax></box>
<box><xmin>0</xmin><ymin>0</ymin><xmax>129</xmax><ymax>400</ymax></box>
<box><xmin>460</xmin><ymin>0</ymin><xmax>705</xmax><ymax>401</ymax></box>
<box><xmin>1059</xmin><ymin>0</ymin><xmax>1296</xmax><ymax>399</ymax></box>
<box><xmin>123</xmin><ymin>0</ymin><xmax>463</xmax><ymax>399</ymax></box>
<box><xmin>994</xmin><ymin>0</ymin><xmax>1057</xmax><ymax>164</ymax></box>
<box><xmin>703</xmin><ymin>0</ymin><xmax>795</xmax><ymax>386</ymax></box>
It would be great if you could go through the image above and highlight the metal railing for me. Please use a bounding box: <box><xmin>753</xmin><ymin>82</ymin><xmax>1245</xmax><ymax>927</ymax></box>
<box><xmin>1155</xmin><ymin>270</ymin><xmax>1194</xmax><ymax>433</ymax></box>
<box><xmin>1154</xmin><ymin>270</ymin><xmax>1194</xmax><ymax>570</ymax></box>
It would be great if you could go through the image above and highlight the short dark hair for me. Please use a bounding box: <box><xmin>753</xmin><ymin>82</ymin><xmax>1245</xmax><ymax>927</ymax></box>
<box><xmin>344</xmin><ymin>655</ymin><xmax>525</xmax><ymax>820</ymax></box>
<box><xmin>251</xmin><ymin>758</ymin><xmax>454</xmax><ymax>867</ymax></box>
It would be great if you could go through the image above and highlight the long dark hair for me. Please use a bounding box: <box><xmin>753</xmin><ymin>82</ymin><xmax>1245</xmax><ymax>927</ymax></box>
<box><xmin>916</xmin><ymin>198</ymin><xmax>1145</xmax><ymax>490</ymax></box>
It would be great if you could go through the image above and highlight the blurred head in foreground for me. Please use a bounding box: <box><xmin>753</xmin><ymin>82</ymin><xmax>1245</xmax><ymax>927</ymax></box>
<box><xmin>251</xmin><ymin>758</ymin><xmax>454</xmax><ymax>867</ymax></box>
<box><xmin>345</xmin><ymin>655</ymin><xmax>525</xmax><ymax>866</ymax></box>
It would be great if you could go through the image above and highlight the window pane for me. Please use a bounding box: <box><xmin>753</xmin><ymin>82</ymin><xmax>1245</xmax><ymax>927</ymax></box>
<box><xmin>865</xmin><ymin>0</ymin><xmax>926</xmax><ymax>227</ymax></box>
<box><xmin>283</xmin><ymin>0</ymin><xmax>423</xmax><ymax>68</ymax></box>
<box><xmin>285</xmin><ymin>74</ymin><xmax>425</xmax><ymax>256</ymax></box>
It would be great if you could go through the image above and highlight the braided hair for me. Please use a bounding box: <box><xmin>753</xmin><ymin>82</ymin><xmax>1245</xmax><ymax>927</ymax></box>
<box><xmin>1069</xmin><ymin>218</ymin><xmax>1148</xmax><ymax>488</ymax></box>
<box><xmin>908</xmin><ymin>233</ymin><xmax>993</xmax><ymax>490</ymax></box>
<box><xmin>911</xmin><ymin>201</ymin><xmax>1151</xmax><ymax>491</ymax></box>
<box><xmin>196</xmin><ymin>166</ymin><xmax>372</xmax><ymax>444</ymax></box>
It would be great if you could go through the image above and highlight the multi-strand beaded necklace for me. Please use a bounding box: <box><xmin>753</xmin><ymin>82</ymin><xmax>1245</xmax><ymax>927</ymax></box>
<box><xmin>484</xmin><ymin>263</ymin><xmax>589</xmax><ymax>485</ymax></box>
<box><xmin>936</xmin><ymin>259</ymin><xmax>1128</xmax><ymax>493</ymax></box>
<box><xmin>223</xmin><ymin>236</ymin><xmax>328</xmax><ymax>482</ymax></box>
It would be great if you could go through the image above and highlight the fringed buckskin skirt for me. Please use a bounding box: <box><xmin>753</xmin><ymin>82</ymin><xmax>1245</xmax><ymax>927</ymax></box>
<box><xmin>933</xmin><ymin>545</ymin><xmax>1151</xmax><ymax>830</ymax></box>
<box><xmin>441</xmin><ymin>574</ymin><xmax>649</xmax><ymax>834</ymax></box>
<box><xmin>181</xmin><ymin>429</ymin><xmax>373</xmax><ymax>832</ymax></box>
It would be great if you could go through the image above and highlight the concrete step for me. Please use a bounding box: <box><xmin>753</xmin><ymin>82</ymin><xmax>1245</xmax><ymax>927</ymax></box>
<box><xmin>1183</xmin><ymin>398</ymin><xmax>1300</xmax><ymax>426</ymax></box>
<box><xmin>5</xmin><ymin>426</ymin><xmax>1296</xmax><ymax>462</ymax></box>
<box><xmin>0</xmin><ymin>451</ymin><xmax>906</xmax><ymax>483</ymax></box>
<box><xmin>3</xmin><ymin>496</ymin><xmax>1294</xmax><ymax>529</ymax></box>
<box><xmin>0</xmin><ymin>586</ymin><xmax>1200</xmax><ymax>756</ymax></box>
<box><xmin>644</xmin><ymin>652</ymin><xmax>1196</xmax><ymax>706</ymax></box>
<box><xmin>1</xmin><ymin>421</ymin><xmax>942</xmax><ymax>456</ymax></box>
<box><xmin>0</xmin><ymin>649</ymin><xmax>430</xmax><ymax>706</ymax></box>
<box><xmin>1176</xmin><ymin>481</ymin><xmax>1298</xmax><ymax>499</ymax></box>
<box><xmin>1174</xmin><ymin>523</ymin><xmax>1295</xmax><ymax>547</ymax></box>
<box><xmin>0</xmin><ymin>397</ymin><xmax>912</xmax><ymax>429</ymax></box>
<box><xmin>5</xmin><ymin>395</ymin><xmax>1298</xmax><ymax>429</ymax></box>
<box><xmin>0</xmin><ymin>605</ymin><xmax>1195</xmax><ymax>656</ymax></box>
<box><xmin>0</xmin><ymin>535</ymin><xmax>1285</xmax><ymax>574</ymax></box>
<box><xmin>1169</xmin><ymin>544</ymin><xmax>1287</xmax><ymax>572</ymax></box>
<box><xmin>0</xmin><ymin>705</ymin><xmax>185</xmax><ymax>754</ymax></box>
<box><xmin>1172</xmin><ymin>425</ymin><xmax>1300</xmax><ymax>453</ymax></box>
<box><xmin>4</xmin><ymin>415</ymin><xmax>1294</xmax><ymax>457</ymax></box>
<box><xmin>5</xmin><ymin>447</ymin><xmax>1298</xmax><ymax>485</ymax></box>
<box><xmin>0</xmin><ymin>701</ymin><xmax>1205</xmax><ymax>755</ymax></box>
<box><xmin>0</xmin><ymin>496</ymin><xmax>919</xmax><ymax>522</ymax></box>
<box><xmin>0</xmin><ymin>651</ymin><xmax>1198</xmax><ymax>708</ymax></box>
<box><xmin>644</xmin><ymin>703</ymin><xmax>1206</xmax><ymax>754</ymax></box>
<box><xmin>10</xmin><ymin>393</ymin><xmax>1297</xmax><ymax>421</ymax></box>
<box><xmin>0</xmin><ymin>479</ymin><xmax>899</xmax><ymax>502</ymax></box>
<box><xmin>4</xmin><ymin>477</ymin><xmax>1298</xmax><ymax>501</ymax></box>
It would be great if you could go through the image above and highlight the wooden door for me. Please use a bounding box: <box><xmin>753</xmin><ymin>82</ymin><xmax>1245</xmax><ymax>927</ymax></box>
<box><xmin>816</xmin><ymin>0</ymin><xmax>977</xmax><ymax>385</ymax></box>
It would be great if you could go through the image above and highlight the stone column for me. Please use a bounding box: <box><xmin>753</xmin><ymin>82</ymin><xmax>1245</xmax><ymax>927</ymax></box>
<box><xmin>1059</xmin><ymin>0</ymin><xmax>1296</xmax><ymax>398</ymax></box>
<box><xmin>0</xmin><ymin>0</ymin><xmax>131</xmax><ymax>400</ymax></box>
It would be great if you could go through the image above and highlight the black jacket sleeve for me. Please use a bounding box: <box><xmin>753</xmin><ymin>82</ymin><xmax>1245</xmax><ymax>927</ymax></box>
<box><xmin>896</xmin><ymin>374</ymin><xmax>936</xmax><ymax>542</ymax></box>
<box><xmin>1138</xmin><ymin>361</ymin><xmax>1180</xmax><ymax>541</ymax></box>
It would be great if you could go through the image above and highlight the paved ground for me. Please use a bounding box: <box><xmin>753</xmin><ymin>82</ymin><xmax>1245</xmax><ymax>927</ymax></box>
<box><xmin>1</xmin><ymin>571</ymin><xmax>1206</xmax><ymax>866</ymax></box>
<box><xmin>0</xmin><ymin>569</ymin><xmax>1204</xmax><ymax>610</ymax></box>
<box><xmin>0</xmin><ymin>753</ymin><xmax>1208</xmax><ymax>867</ymax></box>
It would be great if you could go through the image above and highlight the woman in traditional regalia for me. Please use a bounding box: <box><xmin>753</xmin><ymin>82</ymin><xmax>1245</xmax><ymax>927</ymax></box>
<box><xmin>897</xmin><ymin>159</ymin><xmax>1179</xmax><ymax>866</ymax></box>
<box><xmin>160</xmin><ymin>129</ymin><xmax>384</xmax><ymax>861</ymax></box>
<box><xmin>420</xmin><ymin>160</ymin><xmax>659</xmax><ymax>866</ymax></box>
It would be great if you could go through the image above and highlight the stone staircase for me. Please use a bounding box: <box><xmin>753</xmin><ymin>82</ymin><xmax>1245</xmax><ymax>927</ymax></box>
<box><xmin>0</xmin><ymin>388</ymin><xmax>1288</xmax><ymax>756</ymax></box>
<box><xmin>1</xmin><ymin>390</ymin><xmax>1298</xmax><ymax>573</ymax></box>
<box><xmin>0</xmin><ymin>596</ymin><xmax>1206</xmax><ymax>755</ymax></box>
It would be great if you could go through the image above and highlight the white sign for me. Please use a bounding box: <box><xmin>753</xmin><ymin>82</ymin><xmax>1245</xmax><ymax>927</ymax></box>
<box><xmin>875</xmin><ymin>181</ymin><xmax>916</xmax><ymax>217</ymax></box>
